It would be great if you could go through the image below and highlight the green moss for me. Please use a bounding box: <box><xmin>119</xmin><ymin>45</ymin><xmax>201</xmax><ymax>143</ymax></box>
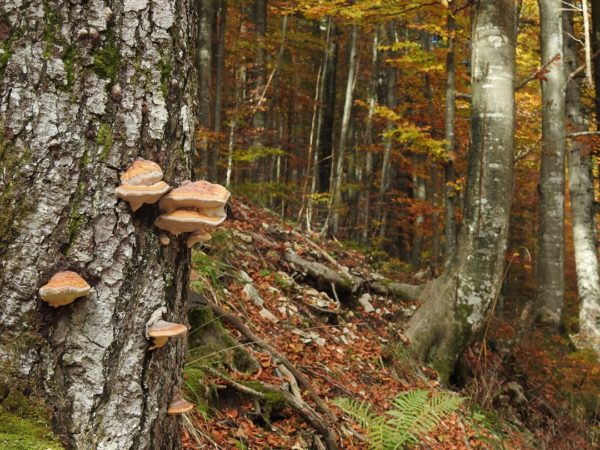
<box><xmin>0</xmin><ymin>391</ymin><xmax>62</xmax><ymax>450</ymax></box>
<box><xmin>42</xmin><ymin>2</ymin><xmax>59</xmax><ymax>58</ymax></box>
<box><xmin>158</xmin><ymin>56</ymin><xmax>172</xmax><ymax>97</ymax></box>
<box><xmin>93</xmin><ymin>43</ymin><xmax>120</xmax><ymax>82</ymax></box>
<box><xmin>64</xmin><ymin>181</ymin><xmax>87</xmax><ymax>255</ymax></box>
<box><xmin>96</xmin><ymin>124</ymin><xmax>113</xmax><ymax>161</ymax></box>
<box><xmin>61</xmin><ymin>45</ymin><xmax>79</xmax><ymax>87</ymax></box>
<box><xmin>0</xmin><ymin>131</ymin><xmax>33</xmax><ymax>256</ymax></box>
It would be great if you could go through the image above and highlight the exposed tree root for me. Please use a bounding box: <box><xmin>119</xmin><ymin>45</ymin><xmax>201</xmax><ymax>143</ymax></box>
<box><xmin>204</xmin><ymin>366</ymin><xmax>339</xmax><ymax>450</ymax></box>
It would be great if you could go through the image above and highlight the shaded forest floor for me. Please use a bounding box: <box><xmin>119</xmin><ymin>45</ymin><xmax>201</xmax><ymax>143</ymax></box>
<box><xmin>183</xmin><ymin>199</ymin><xmax>600</xmax><ymax>449</ymax></box>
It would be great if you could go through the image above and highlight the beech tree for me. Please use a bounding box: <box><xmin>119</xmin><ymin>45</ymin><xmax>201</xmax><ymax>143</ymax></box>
<box><xmin>405</xmin><ymin>0</ymin><xmax>516</xmax><ymax>381</ymax></box>
<box><xmin>0</xmin><ymin>0</ymin><xmax>197</xmax><ymax>447</ymax></box>
<box><xmin>564</xmin><ymin>11</ymin><xmax>600</xmax><ymax>352</ymax></box>
<box><xmin>536</xmin><ymin>0</ymin><xmax>566</xmax><ymax>326</ymax></box>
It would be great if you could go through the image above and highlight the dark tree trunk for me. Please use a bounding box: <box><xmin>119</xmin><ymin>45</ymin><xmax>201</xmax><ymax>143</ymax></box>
<box><xmin>591</xmin><ymin>0</ymin><xmax>600</xmax><ymax>130</ymax></box>
<box><xmin>318</xmin><ymin>23</ymin><xmax>338</xmax><ymax>194</ymax></box>
<box><xmin>252</xmin><ymin>0</ymin><xmax>267</xmax><ymax>144</ymax></box>
<box><xmin>0</xmin><ymin>0</ymin><xmax>197</xmax><ymax>448</ymax></box>
<box><xmin>213</xmin><ymin>0</ymin><xmax>228</xmax><ymax>182</ymax></box>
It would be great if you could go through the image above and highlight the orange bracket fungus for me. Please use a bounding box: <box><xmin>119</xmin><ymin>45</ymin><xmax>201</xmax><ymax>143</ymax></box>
<box><xmin>154</xmin><ymin>180</ymin><xmax>230</xmax><ymax>245</ymax></box>
<box><xmin>145</xmin><ymin>308</ymin><xmax>188</xmax><ymax>350</ymax></box>
<box><xmin>167</xmin><ymin>398</ymin><xmax>194</xmax><ymax>415</ymax></box>
<box><xmin>39</xmin><ymin>271</ymin><xmax>91</xmax><ymax>307</ymax></box>
<box><xmin>115</xmin><ymin>159</ymin><xmax>170</xmax><ymax>211</ymax></box>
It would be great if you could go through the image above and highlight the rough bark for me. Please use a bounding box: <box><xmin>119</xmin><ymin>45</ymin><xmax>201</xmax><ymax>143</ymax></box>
<box><xmin>405</xmin><ymin>0</ymin><xmax>515</xmax><ymax>382</ymax></box>
<box><xmin>536</xmin><ymin>0</ymin><xmax>566</xmax><ymax>326</ymax></box>
<box><xmin>564</xmin><ymin>12</ymin><xmax>600</xmax><ymax>353</ymax></box>
<box><xmin>0</xmin><ymin>0</ymin><xmax>196</xmax><ymax>448</ymax></box>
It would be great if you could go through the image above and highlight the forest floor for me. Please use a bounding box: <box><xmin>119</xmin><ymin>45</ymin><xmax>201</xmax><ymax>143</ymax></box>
<box><xmin>182</xmin><ymin>199</ymin><xmax>600</xmax><ymax>449</ymax></box>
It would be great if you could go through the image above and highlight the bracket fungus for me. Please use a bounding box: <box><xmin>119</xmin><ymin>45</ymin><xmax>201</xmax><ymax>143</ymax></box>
<box><xmin>167</xmin><ymin>398</ymin><xmax>194</xmax><ymax>415</ymax></box>
<box><xmin>39</xmin><ymin>271</ymin><xmax>91</xmax><ymax>307</ymax></box>
<box><xmin>154</xmin><ymin>181</ymin><xmax>230</xmax><ymax>244</ymax></box>
<box><xmin>115</xmin><ymin>159</ymin><xmax>170</xmax><ymax>211</ymax></box>
<box><xmin>146</xmin><ymin>309</ymin><xmax>188</xmax><ymax>350</ymax></box>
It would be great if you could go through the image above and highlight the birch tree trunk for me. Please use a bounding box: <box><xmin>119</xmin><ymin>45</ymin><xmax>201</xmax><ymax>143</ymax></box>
<box><xmin>0</xmin><ymin>0</ymin><xmax>196</xmax><ymax>447</ymax></box>
<box><xmin>252</xmin><ymin>0</ymin><xmax>267</xmax><ymax>145</ymax></box>
<box><xmin>405</xmin><ymin>0</ymin><xmax>515</xmax><ymax>382</ymax></box>
<box><xmin>537</xmin><ymin>0</ymin><xmax>566</xmax><ymax>326</ymax></box>
<box><xmin>564</xmin><ymin>12</ymin><xmax>600</xmax><ymax>353</ymax></box>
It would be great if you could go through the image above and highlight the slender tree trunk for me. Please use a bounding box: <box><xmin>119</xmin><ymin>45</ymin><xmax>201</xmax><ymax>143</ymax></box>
<box><xmin>592</xmin><ymin>0</ymin><xmax>600</xmax><ymax>130</ymax></box>
<box><xmin>213</xmin><ymin>0</ymin><xmax>228</xmax><ymax>181</ymax></box>
<box><xmin>362</xmin><ymin>30</ymin><xmax>380</xmax><ymax>242</ymax></box>
<box><xmin>318</xmin><ymin>21</ymin><xmax>338</xmax><ymax>194</ymax></box>
<box><xmin>537</xmin><ymin>0</ymin><xmax>566</xmax><ymax>326</ymax></box>
<box><xmin>252</xmin><ymin>0</ymin><xmax>267</xmax><ymax>145</ymax></box>
<box><xmin>329</xmin><ymin>24</ymin><xmax>358</xmax><ymax>235</ymax></box>
<box><xmin>0</xmin><ymin>0</ymin><xmax>197</xmax><ymax>447</ymax></box>
<box><xmin>198</xmin><ymin>0</ymin><xmax>215</xmax><ymax>179</ymax></box>
<box><xmin>564</xmin><ymin>12</ymin><xmax>600</xmax><ymax>353</ymax></box>
<box><xmin>444</xmin><ymin>13</ymin><xmax>458</xmax><ymax>264</ymax></box>
<box><xmin>406</xmin><ymin>0</ymin><xmax>516</xmax><ymax>382</ymax></box>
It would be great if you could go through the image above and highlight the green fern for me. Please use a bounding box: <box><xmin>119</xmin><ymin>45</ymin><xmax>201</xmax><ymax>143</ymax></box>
<box><xmin>333</xmin><ymin>390</ymin><xmax>464</xmax><ymax>450</ymax></box>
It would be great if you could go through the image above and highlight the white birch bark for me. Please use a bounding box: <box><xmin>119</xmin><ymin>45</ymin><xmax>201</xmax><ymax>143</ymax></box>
<box><xmin>0</xmin><ymin>0</ymin><xmax>197</xmax><ymax>447</ymax></box>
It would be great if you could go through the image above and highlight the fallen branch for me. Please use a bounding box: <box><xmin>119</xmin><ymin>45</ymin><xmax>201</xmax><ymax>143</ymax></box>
<box><xmin>284</xmin><ymin>251</ymin><xmax>362</xmax><ymax>295</ymax></box>
<box><xmin>369</xmin><ymin>280</ymin><xmax>423</xmax><ymax>300</ymax></box>
<box><xmin>207</xmin><ymin>302</ymin><xmax>338</xmax><ymax>424</ymax></box>
<box><xmin>204</xmin><ymin>366</ymin><xmax>339</xmax><ymax>450</ymax></box>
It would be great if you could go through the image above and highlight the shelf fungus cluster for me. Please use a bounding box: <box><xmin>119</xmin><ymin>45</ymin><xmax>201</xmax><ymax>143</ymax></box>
<box><xmin>146</xmin><ymin>308</ymin><xmax>188</xmax><ymax>350</ymax></box>
<box><xmin>39</xmin><ymin>271</ymin><xmax>91</xmax><ymax>307</ymax></box>
<box><xmin>155</xmin><ymin>180</ymin><xmax>230</xmax><ymax>247</ymax></box>
<box><xmin>115</xmin><ymin>159</ymin><xmax>170</xmax><ymax>212</ymax></box>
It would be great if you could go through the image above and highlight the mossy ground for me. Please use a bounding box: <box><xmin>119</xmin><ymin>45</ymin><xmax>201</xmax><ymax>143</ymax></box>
<box><xmin>0</xmin><ymin>391</ymin><xmax>62</xmax><ymax>450</ymax></box>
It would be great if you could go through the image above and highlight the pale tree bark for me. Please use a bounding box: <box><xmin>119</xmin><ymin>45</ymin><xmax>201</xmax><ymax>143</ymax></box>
<box><xmin>564</xmin><ymin>12</ymin><xmax>600</xmax><ymax>353</ymax></box>
<box><xmin>0</xmin><ymin>0</ymin><xmax>196</xmax><ymax>448</ymax></box>
<box><xmin>406</xmin><ymin>0</ymin><xmax>515</xmax><ymax>382</ymax></box>
<box><xmin>537</xmin><ymin>0</ymin><xmax>567</xmax><ymax>326</ymax></box>
<box><xmin>329</xmin><ymin>24</ymin><xmax>358</xmax><ymax>235</ymax></box>
<box><xmin>198</xmin><ymin>0</ymin><xmax>215</xmax><ymax>179</ymax></box>
<box><xmin>443</xmin><ymin>13</ymin><xmax>458</xmax><ymax>264</ymax></box>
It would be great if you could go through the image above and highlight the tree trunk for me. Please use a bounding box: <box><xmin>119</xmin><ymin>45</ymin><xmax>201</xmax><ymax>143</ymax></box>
<box><xmin>376</xmin><ymin>22</ymin><xmax>398</xmax><ymax>241</ymax></box>
<box><xmin>252</xmin><ymin>0</ymin><xmax>267</xmax><ymax>145</ymax></box>
<box><xmin>318</xmin><ymin>21</ymin><xmax>338</xmax><ymax>194</ymax></box>
<box><xmin>564</xmin><ymin>12</ymin><xmax>600</xmax><ymax>353</ymax></box>
<box><xmin>361</xmin><ymin>30</ymin><xmax>380</xmax><ymax>242</ymax></box>
<box><xmin>329</xmin><ymin>24</ymin><xmax>358</xmax><ymax>235</ymax></box>
<box><xmin>0</xmin><ymin>0</ymin><xmax>197</xmax><ymax>448</ymax></box>
<box><xmin>405</xmin><ymin>0</ymin><xmax>515</xmax><ymax>382</ymax></box>
<box><xmin>537</xmin><ymin>0</ymin><xmax>566</xmax><ymax>326</ymax></box>
<box><xmin>443</xmin><ymin>13</ymin><xmax>458</xmax><ymax>264</ymax></box>
<box><xmin>198</xmin><ymin>0</ymin><xmax>215</xmax><ymax>179</ymax></box>
<box><xmin>591</xmin><ymin>0</ymin><xmax>600</xmax><ymax>129</ymax></box>
<box><xmin>208</xmin><ymin>0</ymin><xmax>227</xmax><ymax>180</ymax></box>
